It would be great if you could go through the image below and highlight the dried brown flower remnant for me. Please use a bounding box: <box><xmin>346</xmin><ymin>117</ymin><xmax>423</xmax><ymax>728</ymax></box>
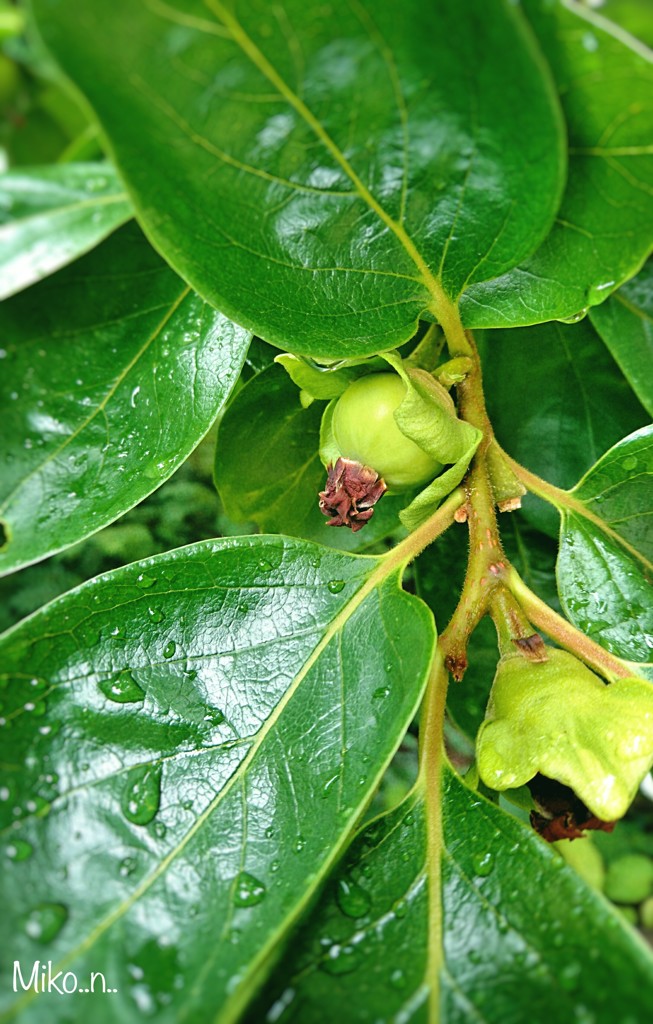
<box><xmin>319</xmin><ymin>457</ymin><xmax>387</xmax><ymax>532</ymax></box>
<box><xmin>528</xmin><ymin>774</ymin><xmax>616</xmax><ymax>842</ymax></box>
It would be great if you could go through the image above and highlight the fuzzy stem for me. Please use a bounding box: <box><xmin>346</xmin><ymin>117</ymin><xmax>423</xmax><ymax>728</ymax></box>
<box><xmin>489</xmin><ymin>586</ymin><xmax>542</xmax><ymax>657</ymax></box>
<box><xmin>417</xmin><ymin>647</ymin><xmax>448</xmax><ymax>1024</ymax></box>
<box><xmin>437</xmin><ymin>334</ymin><xmax>508</xmax><ymax>678</ymax></box>
<box><xmin>507</xmin><ymin>568</ymin><xmax>634</xmax><ymax>682</ymax></box>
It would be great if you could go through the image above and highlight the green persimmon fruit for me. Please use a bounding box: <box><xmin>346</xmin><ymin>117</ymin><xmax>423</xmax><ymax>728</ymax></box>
<box><xmin>331</xmin><ymin>373</ymin><xmax>441</xmax><ymax>489</ymax></box>
<box><xmin>604</xmin><ymin>853</ymin><xmax>653</xmax><ymax>905</ymax></box>
<box><xmin>555</xmin><ymin>838</ymin><xmax>605</xmax><ymax>891</ymax></box>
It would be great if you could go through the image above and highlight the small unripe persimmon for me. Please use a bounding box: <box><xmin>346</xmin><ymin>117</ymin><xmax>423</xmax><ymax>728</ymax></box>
<box><xmin>331</xmin><ymin>373</ymin><xmax>441</xmax><ymax>490</ymax></box>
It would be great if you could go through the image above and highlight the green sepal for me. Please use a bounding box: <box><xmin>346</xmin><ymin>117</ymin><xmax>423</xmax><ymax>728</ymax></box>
<box><xmin>476</xmin><ymin>648</ymin><xmax>653</xmax><ymax>821</ymax></box>
<box><xmin>275</xmin><ymin>353</ymin><xmax>385</xmax><ymax>404</ymax></box>
<box><xmin>319</xmin><ymin>398</ymin><xmax>341</xmax><ymax>468</ymax></box>
<box><xmin>381</xmin><ymin>354</ymin><xmax>481</xmax><ymax>529</ymax></box>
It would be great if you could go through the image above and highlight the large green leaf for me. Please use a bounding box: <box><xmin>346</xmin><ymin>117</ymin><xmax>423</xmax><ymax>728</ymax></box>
<box><xmin>480</xmin><ymin>318</ymin><xmax>648</xmax><ymax>537</ymax></box>
<box><xmin>0</xmin><ymin>163</ymin><xmax>132</xmax><ymax>299</ymax></box>
<box><xmin>32</xmin><ymin>0</ymin><xmax>565</xmax><ymax>357</ymax></box>
<box><xmin>0</xmin><ymin>222</ymin><xmax>250</xmax><ymax>576</ymax></box>
<box><xmin>461</xmin><ymin>0</ymin><xmax>653</xmax><ymax>329</ymax></box>
<box><xmin>252</xmin><ymin>767</ymin><xmax>653</xmax><ymax>1022</ymax></box>
<box><xmin>215</xmin><ymin>363</ymin><xmax>406</xmax><ymax>550</ymax></box>
<box><xmin>557</xmin><ymin>426</ymin><xmax>653</xmax><ymax>663</ymax></box>
<box><xmin>589</xmin><ymin>260</ymin><xmax>653</xmax><ymax>417</ymax></box>
<box><xmin>0</xmin><ymin>535</ymin><xmax>434</xmax><ymax>1023</ymax></box>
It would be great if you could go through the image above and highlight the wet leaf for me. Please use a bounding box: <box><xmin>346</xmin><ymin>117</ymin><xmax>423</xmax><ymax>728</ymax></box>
<box><xmin>0</xmin><ymin>222</ymin><xmax>249</xmax><ymax>575</ymax></box>
<box><xmin>252</xmin><ymin>767</ymin><xmax>653</xmax><ymax>1022</ymax></box>
<box><xmin>589</xmin><ymin>259</ymin><xmax>653</xmax><ymax>417</ymax></box>
<box><xmin>0</xmin><ymin>535</ymin><xmax>434</xmax><ymax>1022</ymax></box>
<box><xmin>557</xmin><ymin>426</ymin><xmax>653</xmax><ymax>663</ymax></box>
<box><xmin>0</xmin><ymin>162</ymin><xmax>132</xmax><ymax>298</ymax></box>
<box><xmin>32</xmin><ymin>0</ymin><xmax>564</xmax><ymax>356</ymax></box>
<box><xmin>462</xmin><ymin>1</ymin><xmax>653</xmax><ymax>328</ymax></box>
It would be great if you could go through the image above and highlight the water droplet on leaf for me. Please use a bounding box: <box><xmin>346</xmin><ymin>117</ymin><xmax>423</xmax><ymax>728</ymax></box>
<box><xmin>6</xmin><ymin>839</ymin><xmax>33</xmax><ymax>861</ymax></box>
<box><xmin>122</xmin><ymin>765</ymin><xmax>162</xmax><ymax>826</ymax></box>
<box><xmin>100</xmin><ymin>672</ymin><xmax>145</xmax><ymax>704</ymax></box>
<box><xmin>336</xmin><ymin>878</ymin><xmax>371</xmax><ymax>918</ymax></box>
<box><xmin>472</xmin><ymin>851</ymin><xmax>494</xmax><ymax>877</ymax></box>
<box><xmin>233</xmin><ymin>871</ymin><xmax>266</xmax><ymax>907</ymax></box>
<box><xmin>136</xmin><ymin>572</ymin><xmax>155</xmax><ymax>588</ymax></box>
<box><xmin>162</xmin><ymin>641</ymin><xmax>176</xmax><ymax>659</ymax></box>
<box><xmin>327</xmin><ymin>579</ymin><xmax>345</xmax><ymax>594</ymax></box>
<box><xmin>321</xmin><ymin>943</ymin><xmax>361</xmax><ymax>976</ymax></box>
<box><xmin>24</xmin><ymin>903</ymin><xmax>68</xmax><ymax>942</ymax></box>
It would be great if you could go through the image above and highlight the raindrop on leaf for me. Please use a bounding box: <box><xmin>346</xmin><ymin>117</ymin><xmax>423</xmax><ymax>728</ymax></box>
<box><xmin>122</xmin><ymin>765</ymin><xmax>162</xmax><ymax>826</ymax></box>
<box><xmin>24</xmin><ymin>903</ymin><xmax>68</xmax><ymax>943</ymax></box>
<box><xmin>336</xmin><ymin>878</ymin><xmax>371</xmax><ymax>918</ymax></box>
<box><xmin>99</xmin><ymin>672</ymin><xmax>145</xmax><ymax>704</ymax></box>
<box><xmin>233</xmin><ymin>871</ymin><xmax>266</xmax><ymax>908</ymax></box>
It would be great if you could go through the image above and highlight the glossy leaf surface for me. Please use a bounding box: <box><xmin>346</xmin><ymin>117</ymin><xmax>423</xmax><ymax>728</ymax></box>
<box><xmin>480</xmin><ymin>319</ymin><xmax>648</xmax><ymax>536</ymax></box>
<box><xmin>558</xmin><ymin>426</ymin><xmax>653</xmax><ymax>663</ymax></box>
<box><xmin>32</xmin><ymin>0</ymin><xmax>564</xmax><ymax>356</ymax></box>
<box><xmin>0</xmin><ymin>223</ymin><xmax>250</xmax><ymax>576</ymax></box>
<box><xmin>215</xmin><ymin>364</ymin><xmax>407</xmax><ymax>549</ymax></box>
<box><xmin>589</xmin><ymin>260</ymin><xmax>653</xmax><ymax>416</ymax></box>
<box><xmin>253</xmin><ymin>768</ymin><xmax>653</xmax><ymax>1022</ymax></box>
<box><xmin>0</xmin><ymin>535</ymin><xmax>434</xmax><ymax>1023</ymax></box>
<box><xmin>462</xmin><ymin>0</ymin><xmax>653</xmax><ymax>328</ymax></box>
<box><xmin>0</xmin><ymin>163</ymin><xmax>132</xmax><ymax>298</ymax></box>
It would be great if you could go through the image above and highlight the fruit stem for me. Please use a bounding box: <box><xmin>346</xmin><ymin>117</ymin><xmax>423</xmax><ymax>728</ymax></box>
<box><xmin>417</xmin><ymin>646</ymin><xmax>448</xmax><ymax>1024</ymax></box>
<box><xmin>489</xmin><ymin>585</ymin><xmax>546</xmax><ymax>659</ymax></box>
<box><xmin>437</xmin><ymin>333</ymin><xmax>508</xmax><ymax>679</ymax></box>
<box><xmin>385</xmin><ymin>487</ymin><xmax>466</xmax><ymax>574</ymax></box>
<box><xmin>507</xmin><ymin>568</ymin><xmax>634</xmax><ymax>682</ymax></box>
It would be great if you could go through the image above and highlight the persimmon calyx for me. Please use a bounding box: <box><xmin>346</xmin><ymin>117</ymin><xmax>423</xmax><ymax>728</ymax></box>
<box><xmin>476</xmin><ymin>648</ymin><xmax>653</xmax><ymax>823</ymax></box>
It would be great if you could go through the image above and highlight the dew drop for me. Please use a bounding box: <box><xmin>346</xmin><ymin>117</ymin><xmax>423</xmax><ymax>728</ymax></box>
<box><xmin>327</xmin><ymin>579</ymin><xmax>345</xmax><ymax>594</ymax></box>
<box><xmin>321</xmin><ymin>943</ymin><xmax>361</xmax><ymax>976</ymax></box>
<box><xmin>233</xmin><ymin>871</ymin><xmax>266</xmax><ymax>908</ymax></box>
<box><xmin>557</xmin><ymin>308</ymin><xmax>588</xmax><ymax>324</ymax></box>
<box><xmin>389</xmin><ymin>967</ymin><xmax>406</xmax><ymax>990</ymax></box>
<box><xmin>621</xmin><ymin>455</ymin><xmax>638</xmax><ymax>472</ymax></box>
<box><xmin>136</xmin><ymin>572</ymin><xmax>156</xmax><ymax>589</ymax></box>
<box><xmin>294</xmin><ymin>835</ymin><xmax>306</xmax><ymax>853</ymax></box>
<box><xmin>99</xmin><ymin>672</ymin><xmax>145</xmax><ymax>704</ymax></box>
<box><xmin>258</xmin><ymin>559</ymin><xmax>273</xmax><ymax>572</ymax></box>
<box><xmin>24</xmin><ymin>902</ymin><xmax>68</xmax><ymax>942</ymax></box>
<box><xmin>122</xmin><ymin>765</ymin><xmax>162</xmax><ymax>826</ymax></box>
<box><xmin>372</xmin><ymin>685</ymin><xmax>391</xmax><ymax>699</ymax></box>
<box><xmin>119</xmin><ymin>856</ymin><xmax>138</xmax><ymax>877</ymax></box>
<box><xmin>336</xmin><ymin>878</ymin><xmax>371</xmax><ymax>918</ymax></box>
<box><xmin>6</xmin><ymin>839</ymin><xmax>33</xmax><ymax>861</ymax></box>
<box><xmin>162</xmin><ymin>641</ymin><xmax>176</xmax><ymax>659</ymax></box>
<box><xmin>147</xmin><ymin>607</ymin><xmax>164</xmax><ymax>624</ymax></box>
<box><xmin>472</xmin><ymin>851</ymin><xmax>494</xmax><ymax>877</ymax></box>
<box><xmin>392</xmin><ymin>898</ymin><xmax>408</xmax><ymax>919</ymax></box>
